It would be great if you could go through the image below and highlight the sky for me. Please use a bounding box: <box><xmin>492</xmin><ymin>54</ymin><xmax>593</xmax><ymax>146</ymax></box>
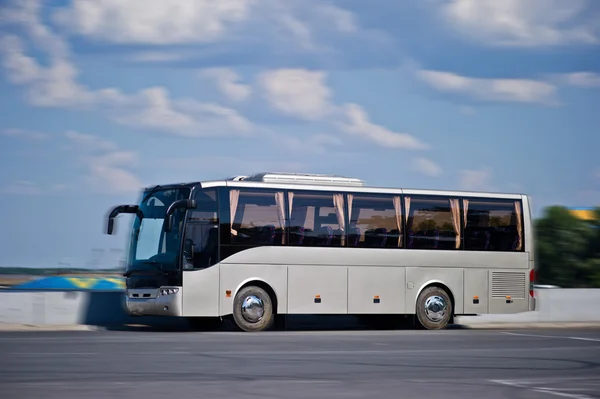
<box><xmin>0</xmin><ymin>0</ymin><xmax>599</xmax><ymax>268</ymax></box>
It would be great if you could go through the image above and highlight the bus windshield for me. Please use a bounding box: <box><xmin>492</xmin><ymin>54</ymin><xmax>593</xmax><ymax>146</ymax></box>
<box><xmin>126</xmin><ymin>187</ymin><xmax>191</xmax><ymax>274</ymax></box>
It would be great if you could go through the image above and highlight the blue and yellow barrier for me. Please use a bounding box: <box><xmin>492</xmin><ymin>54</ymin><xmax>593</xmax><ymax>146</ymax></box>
<box><xmin>12</xmin><ymin>276</ymin><xmax>125</xmax><ymax>291</ymax></box>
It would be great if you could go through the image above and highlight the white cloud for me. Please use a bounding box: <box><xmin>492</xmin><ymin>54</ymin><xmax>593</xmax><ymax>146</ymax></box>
<box><xmin>340</xmin><ymin>104</ymin><xmax>429</xmax><ymax>149</ymax></box>
<box><xmin>418</xmin><ymin>69</ymin><xmax>558</xmax><ymax>105</ymax></box>
<box><xmin>111</xmin><ymin>89</ymin><xmax>254</xmax><ymax>137</ymax></box>
<box><xmin>199</xmin><ymin>68</ymin><xmax>252</xmax><ymax>102</ymax></box>
<box><xmin>0</xmin><ymin>1</ymin><xmax>255</xmax><ymax>138</ymax></box>
<box><xmin>1</xmin><ymin>0</ymin><xmax>70</xmax><ymax>58</ymax></box>
<box><xmin>1</xmin><ymin>180</ymin><xmax>45</xmax><ymax>195</ymax></box>
<box><xmin>128</xmin><ymin>51</ymin><xmax>191</xmax><ymax>63</ymax></box>
<box><xmin>52</xmin><ymin>0</ymin><xmax>252</xmax><ymax>45</ymax></box>
<box><xmin>442</xmin><ymin>0</ymin><xmax>600</xmax><ymax>47</ymax></box>
<box><xmin>561</xmin><ymin>72</ymin><xmax>600</xmax><ymax>88</ymax></box>
<box><xmin>256</xmin><ymin>68</ymin><xmax>429</xmax><ymax>150</ymax></box>
<box><xmin>175</xmin><ymin>100</ymin><xmax>255</xmax><ymax>135</ymax></box>
<box><xmin>64</xmin><ymin>130</ymin><xmax>117</xmax><ymax>151</ymax></box>
<box><xmin>412</xmin><ymin>157</ymin><xmax>442</xmax><ymax>177</ymax></box>
<box><xmin>0</xmin><ymin>0</ymin><xmax>422</xmax><ymax>151</ymax></box>
<box><xmin>258</xmin><ymin>69</ymin><xmax>335</xmax><ymax>120</ymax></box>
<box><xmin>86</xmin><ymin>152</ymin><xmax>143</xmax><ymax>195</ymax></box>
<box><xmin>277</xmin><ymin>13</ymin><xmax>320</xmax><ymax>52</ymax></box>
<box><xmin>47</xmin><ymin>0</ymin><xmax>370</xmax><ymax>57</ymax></box>
<box><xmin>1</xmin><ymin>128</ymin><xmax>49</xmax><ymax>140</ymax></box>
<box><xmin>112</xmin><ymin>87</ymin><xmax>198</xmax><ymax>133</ymax></box>
<box><xmin>0</xmin><ymin>35</ymin><xmax>43</xmax><ymax>85</ymax></box>
<box><xmin>459</xmin><ymin>168</ymin><xmax>496</xmax><ymax>192</ymax></box>
<box><xmin>65</xmin><ymin>131</ymin><xmax>143</xmax><ymax>194</ymax></box>
<box><xmin>269</xmin><ymin>2</ymin><xmax>371</xmax><ymax>52</ymax></box>
<box><xmin>1</xmin><ymin>180</ymin><xmax>67</xmax><ymax>195</ymax></box>
<box><xmin>315</xmin><ymin>4</ymin><xmax>358</xmax><ymax>34</ymax></box>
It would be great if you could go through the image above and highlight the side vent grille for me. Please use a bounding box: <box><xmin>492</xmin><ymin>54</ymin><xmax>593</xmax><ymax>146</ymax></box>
<box><xmin>492</xmin><ymin>272</ymin><xmax>526</xmax><ymax>299</ymax></box>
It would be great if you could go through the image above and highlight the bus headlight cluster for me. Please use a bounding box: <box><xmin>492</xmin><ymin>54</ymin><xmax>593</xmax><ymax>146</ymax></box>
<box><xmin>160</xmin><ymin>288</ymin><xmax>179</xmax><ymax>296</ymax></box>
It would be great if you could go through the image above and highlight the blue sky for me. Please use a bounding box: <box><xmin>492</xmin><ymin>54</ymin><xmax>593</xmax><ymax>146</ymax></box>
<box><xmin>0</xmin><ymin>0</ymin><xmax>599</xmax><ymax>268</ymax></box>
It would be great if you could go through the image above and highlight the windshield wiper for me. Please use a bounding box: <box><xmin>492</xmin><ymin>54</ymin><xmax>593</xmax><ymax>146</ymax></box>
<box><xmin>140</xmin><ymin>185</ymin><xmax>162</xmax><ymax>205</ymax></box>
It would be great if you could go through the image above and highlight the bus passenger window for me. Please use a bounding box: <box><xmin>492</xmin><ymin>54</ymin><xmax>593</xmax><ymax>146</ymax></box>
<box><xmin>405</xmin><ymin>196</ymin><xmax>461</xmax><ymax>250</ymax></box>
<box><xmin>289</xmin><ymin>191</ymin><xmax>346</xmax><ymax>247</ymax></box>
<box><xmin>463</xmin><ymin>199</ymin><xmax>523</xmax><ymax>252</ymax></box>
<box><xmin>230</xmin><ymin>190</ymin><xmax>286</xmax><ymax>246</ymax></box>
<box><xmin>348</xmin><ymin>194</ymin><xmax>403</xmax><ymax>248</ymax></box>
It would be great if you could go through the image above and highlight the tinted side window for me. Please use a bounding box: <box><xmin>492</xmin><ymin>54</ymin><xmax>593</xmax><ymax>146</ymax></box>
<box><xmin>230</xmin><ymin>189</ymin><xmax>286</xmax><ymax>246</ymax></box>
<box><xmin>405</xmin><ymin>195</ymin><xmax>461</xmax><ymax>250</ymax></box>
<box><xmin>463</xmin><ymin>198</ymin><xmax>523</xmax><ymax>251</ymax></box>
<box><xmin>183</xmin><ymin>189</ymin><xmax>219</xmax><ymax>269</ymax></box>
<box><xmin>288</xmin><ymin>191</ymin><xmax>346</xmax><ymax>247</ymax></box>
<box><xmin>348</xmin><ymin>194</ymin><xmax>403</xmax><ymax>248</ymax></box>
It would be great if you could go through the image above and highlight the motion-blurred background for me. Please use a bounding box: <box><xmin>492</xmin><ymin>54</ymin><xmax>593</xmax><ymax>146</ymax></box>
<box><xmin>0</xmin><ymin>0</ymin><xmax>598</xmax><ymax>289</ymax></box>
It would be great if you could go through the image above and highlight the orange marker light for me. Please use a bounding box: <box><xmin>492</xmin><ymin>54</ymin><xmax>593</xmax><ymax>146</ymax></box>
<box><xmin>225</xmin><ymin>290</ymin><xmax>232</xmax><ymax>297</ymax></box>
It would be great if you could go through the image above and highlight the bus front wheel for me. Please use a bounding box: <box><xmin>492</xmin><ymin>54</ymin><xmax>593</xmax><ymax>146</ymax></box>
<box><xmin>232</xmin><ymin>286</ymin><xmax>275</xmax><ymax>332</ymax></box>
<box><xmin>415</xmin><ymin>286</ymin><xmax>453</xmax><ymax>330</ymax></box>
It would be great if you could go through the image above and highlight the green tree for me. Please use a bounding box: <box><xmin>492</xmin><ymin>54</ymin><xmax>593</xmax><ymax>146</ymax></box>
<box><xmin>535</xmin><ymin>206</ymin><xmax>600</xmax><ymax>288</ymax></box>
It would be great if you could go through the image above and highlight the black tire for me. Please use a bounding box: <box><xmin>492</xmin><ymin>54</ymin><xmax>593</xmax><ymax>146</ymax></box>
<box><xmin>232</xmin><ymin>286</ymin><xmax>275</xmax><ymax>332</ymax></box>
<box><xmin>415</xmin><ymin>286</ymin><xmax>453</xmax><ymax>330</ymax></box>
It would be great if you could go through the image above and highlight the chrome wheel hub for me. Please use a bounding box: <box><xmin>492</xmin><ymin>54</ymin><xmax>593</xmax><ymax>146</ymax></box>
<box><xmin>241</xmin><ymin>295</ymin><xmax>264</xmax><ymax>323</ymax></box>
<box><xmin>424</xmin><ymin>295</ymin><xmax>447</xmax><ymax>322</ymax></box>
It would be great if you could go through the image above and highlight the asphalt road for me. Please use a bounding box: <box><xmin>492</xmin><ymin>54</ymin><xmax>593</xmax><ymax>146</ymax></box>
<box><xmin>1</xmin><ymin>328</ymin><xmax>600</xmax><ymax>399</ymax></box>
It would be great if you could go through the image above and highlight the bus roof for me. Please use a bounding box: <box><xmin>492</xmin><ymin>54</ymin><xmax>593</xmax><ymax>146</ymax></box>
<box><xmin>143</xmin><ymin>172</ymin><xmax>526</xmax><ymax>200</ymax></box>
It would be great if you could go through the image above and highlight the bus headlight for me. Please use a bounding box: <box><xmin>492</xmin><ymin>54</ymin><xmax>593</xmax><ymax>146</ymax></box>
<box><xmin>160</xmin><ymin>288</ymin><xmax>179</xmax><ymax>296</ymax></box>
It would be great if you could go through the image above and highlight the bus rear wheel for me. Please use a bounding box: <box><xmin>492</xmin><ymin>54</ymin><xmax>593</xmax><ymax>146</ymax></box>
<box><xmin>416</xmin><ymin>286</ymin><xmax>453</xmax><ymax>330</ymax></box>
<box><xmin>232</xmin><ymin>286</ymin><xmax>275</xmax><ymax>332</ymax></box>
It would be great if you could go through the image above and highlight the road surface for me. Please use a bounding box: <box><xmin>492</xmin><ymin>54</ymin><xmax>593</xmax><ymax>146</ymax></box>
<box><xmin>1</xmin><ymin>328</ymin><xmax>599</xmax><ymax>398</ymax></box>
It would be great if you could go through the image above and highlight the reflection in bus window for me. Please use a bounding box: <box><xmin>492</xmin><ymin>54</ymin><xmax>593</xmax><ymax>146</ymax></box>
<box><xmin>463</xmin><ymin>199</ymin><xmax>523</xmax><ymax>251</ymax></box>
<box><xmin>348</xmin><ymin>194</ymin><xmax>403</xmax><ymax>248</ymax></box>
<box><xmin>230</xmin><ymin>190</ymin><xmax>286</xmax><ymax>246</ymax></box>
<box><xmin>183</xmin><ymin>189</ymin><xmax>219</xmax><ymax>269</ymax></box>
<box><xmin>405</xmin><ymin>196</ymin><xmax>461</xmax><ymax>250</ymax></box>
<box><xmin>288</xmin><ymin>191</ymin><xmax>346</xmax><ymax>247</ymax></box>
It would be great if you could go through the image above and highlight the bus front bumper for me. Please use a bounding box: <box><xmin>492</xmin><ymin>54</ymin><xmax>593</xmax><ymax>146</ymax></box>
<box><xmin>125</xmin><ymin>287</ymin><xmax>183</xmax><ymax>317</ymax></box>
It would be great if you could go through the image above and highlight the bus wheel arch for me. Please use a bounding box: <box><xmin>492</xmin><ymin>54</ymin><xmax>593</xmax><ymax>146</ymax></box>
<box><xmin>236</xmin><ymin>279</ymin><xmax>279</xmax><ymax>315</ymax></box>
<box><xmin>232</xmin><ymin>280</ymin><xmax>278</xmax><ymax>332</ymax></box>
<box><xmin>415</xmin><ymin>282</ymin><xmax>455</xmax><ymax>330</ymax></box>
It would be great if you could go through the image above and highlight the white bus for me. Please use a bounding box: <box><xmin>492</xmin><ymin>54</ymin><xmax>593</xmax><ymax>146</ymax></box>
<box><xmin>106</xmin><ymin>172</ymin><xmax>536</xmax><ymax>331</ymax></box>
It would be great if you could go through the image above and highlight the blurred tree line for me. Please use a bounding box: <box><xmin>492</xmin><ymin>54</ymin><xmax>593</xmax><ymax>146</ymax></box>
<box><xmin>535</xmin><ymin>206</ymin><xmax>600</xmax><ymax>288</ymax></box>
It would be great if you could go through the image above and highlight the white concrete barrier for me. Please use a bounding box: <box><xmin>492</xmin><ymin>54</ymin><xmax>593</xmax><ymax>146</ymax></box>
<box><xmin>456</xmin><ymin>288</ymin><xmax>600</xmax><ymax>326</ymax></box>
<box><xmin>0</xmin><ymin>291</ymin><xmax>89</xmax><ymax>326</ymax></box>
<box><xmin>0</xmin><ymin>290</ymin><xmax>181</xmax><ymax>329</ymax></box>
<box><xmin>0</xmin><ymin>288</ymin><xmax>599</xmax><ymax>330</ymax></box>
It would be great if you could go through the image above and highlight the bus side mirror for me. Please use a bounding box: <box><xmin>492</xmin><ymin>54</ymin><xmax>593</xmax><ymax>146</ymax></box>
<box><xmin>105</xmin><ymin>205</ymin><xmax>139</xmax><ymax>235</ymax></box>
<box><xmin>107</xmin><ymin>218</ymin><xmax>115</xmax><ymax>235</ymax></box>
<box><xmin>164</xmin><ymin>199</ymin><xmax>196</xmax><ymax>232</ymax></box>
